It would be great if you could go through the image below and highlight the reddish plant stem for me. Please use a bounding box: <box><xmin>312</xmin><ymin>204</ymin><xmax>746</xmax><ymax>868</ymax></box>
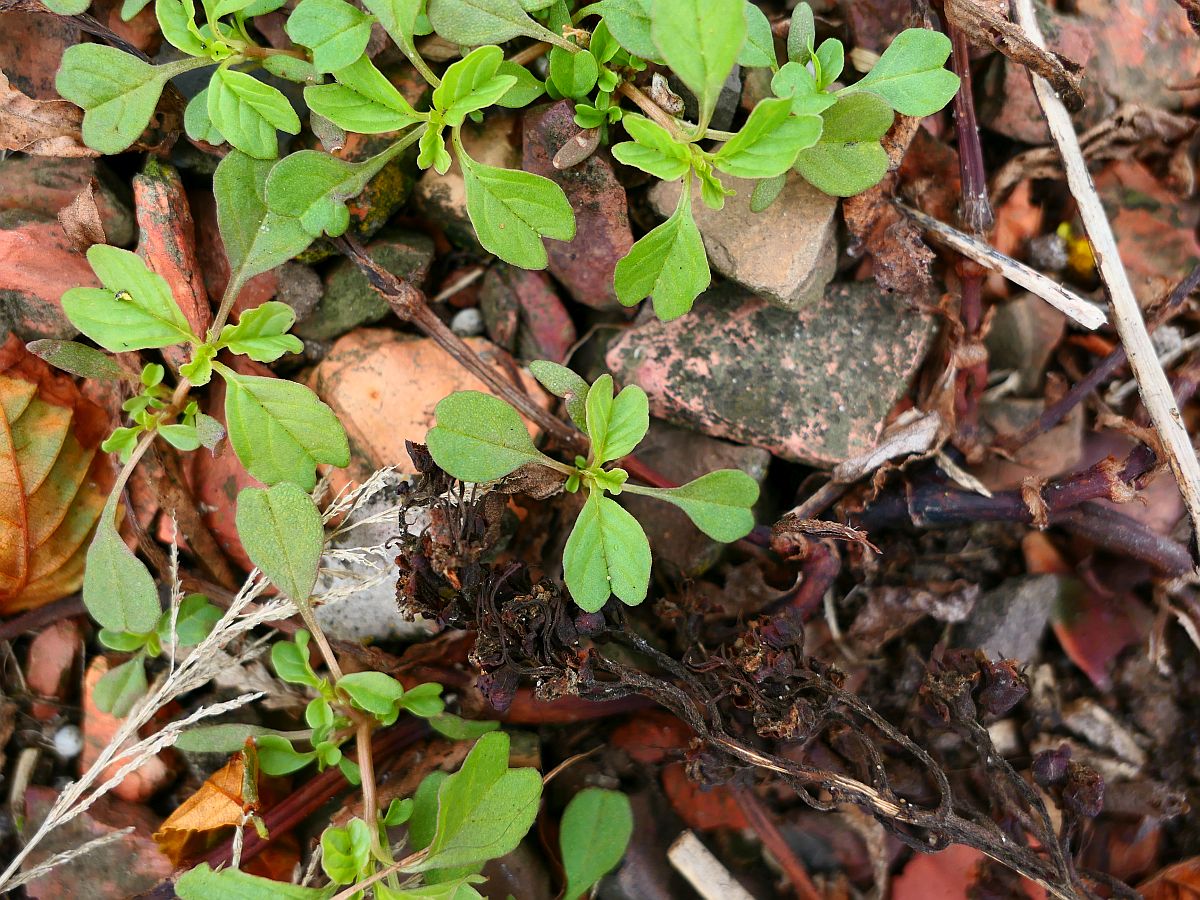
<box><xmin>945</xmin><ymin>21</ymin><xmax>994</xmax><ymax>443</ymax></box>
<box><xmin>733</xmin><ymin>786</ymin><xmax>824</xmax><ymax>900</ymax></box>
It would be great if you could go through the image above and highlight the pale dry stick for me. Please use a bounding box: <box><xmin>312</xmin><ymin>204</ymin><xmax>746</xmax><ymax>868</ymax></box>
<box><xmin>1012</xmin><ymin>0</ymin><xmax>1200</xmax><ymax>564</ymax></box>
<box><xmin>668</xmin><ymin>832</ymin><xmax>757</xmax><ymax>900</ymax></box>
<box><xmin>898</xmin><ymin>202</ymin><xmax>1107</xmax><ymax>330</ymax></box>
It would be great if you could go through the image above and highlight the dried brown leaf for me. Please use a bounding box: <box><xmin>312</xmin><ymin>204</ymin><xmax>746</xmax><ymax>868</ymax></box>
<box><xmin>0</xmin><ymin>335</ymin><xmax>113</xmax><ymax>615</ymax></box>
<box><xmin>58</xmin><ymin>179</ymin><xmax>106</xmax><ymax>254</ymax></box>
<box><xmin>0</xmin><ymin>69</ymin><xmax>97</xmax><ymax>158</ymax></box>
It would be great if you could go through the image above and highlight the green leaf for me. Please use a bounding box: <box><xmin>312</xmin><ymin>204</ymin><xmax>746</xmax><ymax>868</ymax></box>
<box><xmin>185</xmin><ymin>90</ymin><xmax>224</xmax><ymax>145</ymax></box>
<box><xmin>625</xmin><ymin>469</ymin><xmax>758</xmax><ymax>541</ymax></box>
<box><xmin>43</xmin><ymin>0</ymin><xmax>91</xmax><ymax>12</ymax></box>
<box><xmin>613</xmin><ymin>182</ymin><xmax>709</xmax><ymax>321</ymax></box>
<box><xmin>262</xmin><ymin>54</ymin><xmax>319</xmax><ymax>83</ymax></box>
<box><xmin>712</xmin><ymin>97</ymin><xmax>821</xmax><ymax>178</ymax></box>
<box><xmin>409</xmin><ymin>770</ymin><xmax>447</xmax><ymax>852</ymax></box>
<box><xmin>419</xmin><ymin>124</ymin><xmax>452</xmax><ymax>174</ymax></box>
<box><xmin>429</xmin><ymin>714</ymin><xmax>501</xmax><ymax>740</ymax></box>
<box><xmin>156</xmin><ymin>0</ymin><xmax>207</xmax><ymax>57</ymax></box>
<box><xmin>418</xmin><ymin>732</ymin><xmax>543</xmax><ymax>871</ymax></box>
<box><xmin>562</xmin><ymin>491</ymin><xmax>650</xmax><ymax>610</ymax></box>
<box><xmin>549</xmin><ymin>46</ymin><xmax>599</xmax><ymax>99</ymax></box>
<box><xmin>181</xmin><ymin>344</ymin><xmax>216</xmax><ymax>386</ymax></box>
<box><xmin>584</xmin><ymin>374</ymin><xmax>647</xmax><ymax>465</ymax></box>
<box><xmin>217</xmin><ymin>301</ymin><xmax>304</xmax><ymax>362</ymax></box>
<box><xmin>750</xmin><ymin>172</ymin><xmax>786</xmax><ymax>212</ymax></box>
<box><xmin>256</xmin><ymin>734</ymin><xmax>318</xmax><ymax>775</ymax></box>
<box><xmin>814</xmin><ymin>37</ymin><xmax>844</xmax><ymax>88</ymax></box>
<box><xmin>208</xmin><ymin>68</ymin><xmax>301</xmax><ymax>159</ymax></box>
<box><xmin>651</xmin><ymin>0</ymin><xmax>744</xmax><ymax>127</ymax></box>
<box><xmin>434</xmin><ymin>46</ymin><xmax>517</xmax><ymax>125</ymax></box>
<box><xmin>286</xmin><ymin>0</ymin><xmax>374</xmax><ymax>73</ymax></box>
<box><xmin>398</xmin><ymin>682</ymin><xmax>445</xmax><ymax>718</ymax></box>
<box><xmin>378</xmin><ymin>879</ymin><xmax>484</xmax><ymax>900</ymax></box>
<box><xmin>362</xmin><ymin>0</ymin><xmax>423</xmax><ymax>50</ymax></box>
<box><xmin>338</xmin><ymin>671</ymin><xmax>406</xmax><ymax>724</ymax></box>
<box><xmin>56</xmin><ymin>47</ymin><xmax>202</xmax><ymax>154</ymax></box>
<box><xmin>158</xmin><ymin>422</ymin><xmax>200</xmax><ymax>451</ymax></box>
<box><xmin>265</xmin><ymin>142</ymin><xmax>409</xmax><ymax>238</ymax></box>
<box><xmin>177</xmin><ymin>863</ymin><xmax>332</xmax><ymax>899</ymax></box>
<box><xmin>174</xmin><ymin>723</ymin><xmax>273</xmax><ymax>753</ymax></box>
<box><xmin>494</xmin><ymin>60</ymin><xmax>546</xmax><ymax>108</ymax></box>
<box><xmin>560</xmin><ymin>788</ymin><xmax>633</xmax><ymax>900</ymax></box>
<box><xmin>793</xmin><ymin>91</ymin><xmax>892</xmax><ymax>196</ymax></box>
<box><xmin>98</xmin><ymin>628</ymin><xmax>150</xmax><ymax>652</ymax></box>
<box><xmin>324</xmin><ymin>825</ymin><xmax>369</xmax><ymax>888</ymax></box>
<box><xmin>528</xmin><ymin>360</ymin><xmax>589</xmax><ymax>430</ymax></box>
<box><xmin>214</xmin><ymin>151</ymin><xmax>313</xmax><ymax>285</ymax></box>
<box><xmin>426</xmin><ymin>391</ymin><xmax>554</xmax><ymax>483</ymax></box>
<box><xmin>738</xmin><ymin>1</ymin><xmax>775</xmax><ymax>69</ymax></box>
<box><xmin>843</xmin><ymin>28</ymin><xmax>959</xmax><ymax>116</ymax></box>
<box><xmin>426</xmin><ymin>0</ymin><xmax>557</xmax><ymax>46</ymax></box>
<box><xmin>84</xmin><ymin>496</ymin><xmax>161</xmax><ymax>633</ymax></box>
<box><xmin>456</xmin><ymin>137</ymin><xmax>576</xmax><ymax>269</ymax></box>
<box><xmin>770</xmin><ymin>61</ymin><xmax>836</xmax><ymax>117</ymax></box>
<box><xmin>159</xmin><ymin>593</ymin><xmax>222</xmax><ymax>646</ymax></box>
<box><xmin>235</xmin><ymin>483</ymin><xmax>325</xmax><ymax>602</ymax></box>
<box><xmin>25</xmin><ymin>340</ymin><xmax>127</xmax><ymax>382</ymax></box>
<box><xmin>580</xmin><ymin>0</ymin><xmax>658</xmax><ymax>61</ymax></box>
<box><xmin>610</xmin><ymin>113</ymin><xmax>690</xmax><ymax>180</ymax></box>
<box><xmin>272</xmin><ymin>631</ymin><xmax>322</xmax><ymax>687</ymax></box>
<box><xmin>383</xmin><ymin>797</ymin><xmax>415</xmax><ymax>826</ymax></box>
<box><xmin>196</xmin><ymin>412</ymin><xmax>225</xmax><ymax>450</ymax></box>
<box><xmin>62</xmin><ymin>245</ymin><xmax>196</xmax><ymax>352</ymax></box>
<box><xmin>787</xmin><ymin>1</ymin><xmax>814</xmax><ymax>64</ymax></box>
<box><xmin>93</xmin><ymin>656</ymin><xmax>148</xmax><ymax>717</ymax></box>
<box><xmin>304</xmin><ymin>55</ymin><xmax>423</xmax><ymax>133</ymax></box>
<box><xmin>217</xmin><ymin>365</ymin><xmax>349</xmax><ymax>489</ymax></box>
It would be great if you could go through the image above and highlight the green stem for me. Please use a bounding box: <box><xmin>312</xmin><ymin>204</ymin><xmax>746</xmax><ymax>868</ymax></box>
<box><xmin>402</xmin><ymin>42</ymin><xmax>441</xmax><ymax>87</ymax></box>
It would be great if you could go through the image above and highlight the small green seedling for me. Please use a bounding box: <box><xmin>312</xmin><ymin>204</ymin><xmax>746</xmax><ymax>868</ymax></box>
<box><xmin>426</xmin><ymin>361</ymin><xmax>760</xmax><ymax>611</ymax></box>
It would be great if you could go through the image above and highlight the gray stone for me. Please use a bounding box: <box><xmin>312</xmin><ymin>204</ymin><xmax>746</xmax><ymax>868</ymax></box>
<box><xmin>954</xmin><ymin>575</ymin><xmax>1060</xmax><ymax>663</ymax></box>
<box><xmin>313</xmin><ymin>472</ymin><xmax>434</xmax><ymax>643</ymax></box>
<box><xmin>450</xmin><ymin>306</ymin><xmax>485</xmax><ymax>337</ymax></box>
<box><xmin>649</xmin><ymin>170</ymin><xmax>837</xmax><ymax>310</ymax></box>
<box><xmin>985</xmin><ymin>292</ymin><xmax>1066</xmax><ymax>395</ymax></box>
<box><xmin>605</xmin><ymin>282</ymin><xmax>937</xmax><ymax>466</ymax></box>
<box><xmin>668</xmin><ymin>67</ymin><xmax>742</xmax><ymax>132</ymax></box>
<box><xmin>622</xmin><ymin>421</ymin><xmax>770</xmax><ymax>577</ymax></box>
<box><xmin>296</xmin><ymin>228</ymin><xmax>434</xmax><ymax>341</ymax></box>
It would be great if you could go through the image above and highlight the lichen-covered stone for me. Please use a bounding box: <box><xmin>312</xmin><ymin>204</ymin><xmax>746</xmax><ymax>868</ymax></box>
<box><xmin>522</xmin><ymin>100</ymin><xmax>633</xmax><ymax>309</ymax></box>
<box><xmin>297</xmin><ymin>229</ymin><xmax>434</xmax><ymax>341</ymax></box>
<box><xmin>605</xmin><ymin>283</ymin><xmax>936</xmax><ymax>466</ymax></box>
<box><xmin>649</xmin><ymin>170</ymin><xmax>837</xmax><ymax>311</ymax></box>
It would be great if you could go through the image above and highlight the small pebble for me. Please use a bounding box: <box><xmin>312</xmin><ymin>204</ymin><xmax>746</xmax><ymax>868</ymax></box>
<box><xmin>450</xmin><ymin>307</ymin><xmax>485</xmax><ymax>337</ymax></box>
<box><xmin>53</xmin><ymin>724</ymin><xmax>83</xmax><ymax>760</ymax></box>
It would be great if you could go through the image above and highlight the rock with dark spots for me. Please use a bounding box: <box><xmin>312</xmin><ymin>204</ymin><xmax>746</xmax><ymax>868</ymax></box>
<box><xmin>0</xmin><ymin>212</ymin><xmax>98</xmax><ymax>340</ymax></box>
<box><xmin>954</xmin><ymin>575</ymin><xmax>1060</xmax><ymax>664</ymax></box>
<box><xmin>1095</xmin><ymin>159</ymin><xmax>1200</xmax><ymax>304</ymax></box>
<box><xmin>297</xmin><ymin>229</ymin><xmax>434</xmax><ymax>341</ymax></box>
<box><xmin>649</xmin><ymin>170</ymin><xmax>837</xmax><ymax>311</ymax></box>
<box><xmin>0</xmin><ymin>156</ymin><xmax>134</xmax><ymax>245</ymax></box>
<box><xmin>0</xmin><ymin>13</ymin><xmax>80</xmax><ymax>99</ymax></box>
<box><xmin>1078</xmin><ymin>0</ymin><xmax>1200</xmax><ymax>112</ymax></box>
<box><xmin>415</xmin><ymin>113</ymin><xmax>522</xmax><ymax>251</ymax></box>
<box><xmin>522</xmin><ymin>101</ymin><xmax>633</xmax><ymax>309</ymax></box>
<box><xmin>21</xmin><ymin>786</ymin><xmax>172</xmax><ymax>900</ymax></box>
<box><xmin>622</xmin><ymin>421</ymin><xmax>769</xmax><ymax>576</ymax></box>
<box><xmin>981</xmin><ymin>7</ymin><xmax>1099</xmax><ymax>143</ymax></box>
<box><xmin>480</xmin><ymin>264</ymin><xmax>577</xmax><ymax>363</ymax></box>
<box><xmin>606</xmin><ymin>283</ymin><xmax>936</xmax><ymax>466</ymax></box>
<box><xmin>314</xmin><ymin>471</ymin><xmax>434</xmax><ymax>642</ymax></box>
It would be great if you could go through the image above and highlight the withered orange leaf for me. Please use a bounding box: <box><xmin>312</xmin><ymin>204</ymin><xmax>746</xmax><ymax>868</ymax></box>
<box><xmin>153</xmin><ymin>756</ymin><xmax>248</xmax><ymax>865</ymax></box>
<box><xmin>0</xmin><ymin>333</ymin><xmax>113</xmax><ymax>615</ymax></box>
<box><xmin>1139</xmin><ymin>857</ymin><xmax>1200</xmax><ymax>900</ymax></box>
